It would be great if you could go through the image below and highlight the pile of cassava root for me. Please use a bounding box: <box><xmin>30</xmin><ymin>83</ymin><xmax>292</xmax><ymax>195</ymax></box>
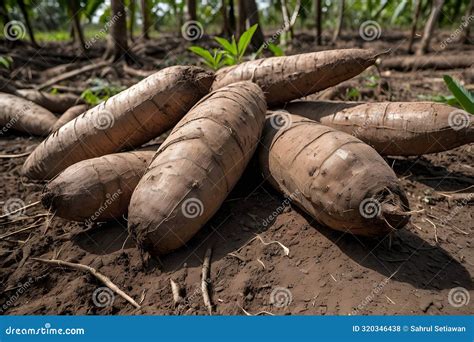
<box><xmin>2</xmin><ymin>48</ymin><xmax>473</xmax><ymax>256</ymax></box>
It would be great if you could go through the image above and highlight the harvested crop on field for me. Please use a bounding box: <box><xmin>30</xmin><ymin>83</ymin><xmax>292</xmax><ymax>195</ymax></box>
<box><xmin>42</xmin><ymin>150</ymin><xmax>155</xmax><ymax>222</ymax></box>
<box><xmin>128</xmin><ymin>81</ymin><xmax>267</xmax><ymax>255</ymax></box>
<box><xmin>22</xmin><ymin>66</ymin><xmax>214</xmax><ymax>180</ymax></box>
<box><xmin>259</xmin><ymin>111</ymin><xmax>411</xmax><ymax>237</ymax></box>
<box><xmin>211</xmin><ymin>49</ymin><xmax>380</xmax><ymax>105</ymax></box>
<box><xmin>52</xmin><ymin>104</ymin><xmax>89</xmax><ymax>131</ymax></box>
<box><xmin>0</xmin><ymin>92</ymin><xmax>58</xmax><ymax>136</ymax></box>
<box><xmin>284</xmin><ymin>101</ymin><xmax>473</xmax><ymax>156</ymax></box>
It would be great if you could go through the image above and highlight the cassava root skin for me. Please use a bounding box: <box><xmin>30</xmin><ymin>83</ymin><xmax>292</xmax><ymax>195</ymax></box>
<box><xmin>284</xmin><ymin>101</ymin><xmax>473</xmax><ymax>156</ymax></box>
<box><xmin>211</xmin><ymin>49</ymin><xmax>381</xmax><ymax>105</ymax></box>
<box><xmin>128</xmin><ymin>81</ymin><xmax>267</xmax><ymax>255</ymax></box>
<box><xmin>42</xmin><ymin>150</ymin><xmax>155</xmax><ymax>222</ymax></box>
<box><xmin>0</xmin><ymin>92</ymin><xmax>58</xmax><ymax>136</ymax></box>
<box><xmin>17</xmin><ymin>89</ymin><xmax>81</xmax><ymax>113</ymax></box>
<box><xmin>259</xmin><ymin>111</ymin><xmax>410</xmax><ymax>237</ymax></box>
<box><xmin>22</xmin><ymin>66</ymin><xmax>214</xmax><ymax>180</ymax></box>
<box><xmin>52</xmin><ymin>104</ymin><xmax>89</xmax><ymax>131</ymax></box>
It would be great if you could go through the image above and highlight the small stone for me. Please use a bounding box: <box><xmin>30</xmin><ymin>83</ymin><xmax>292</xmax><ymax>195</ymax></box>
<box><xmin>245</xmin><ymin>293</ymin><xmax>254</xmax><ymax>301</ymax></box>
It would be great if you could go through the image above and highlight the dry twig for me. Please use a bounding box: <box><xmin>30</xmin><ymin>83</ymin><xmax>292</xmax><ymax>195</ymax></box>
<box><xmin>0</xmin><ymin>222</ymin><xmax>43</xmax><ymax>240</ymax></box>
<box><xmin>201</xmin><ymin>248</ymin><xmax>213</xmax><ymax>315</ymax></box>
<box><xmin>31</xmin><ymin>257</ymin><xmax>141</xmax><ymax>309</ymax></box>
<box><xmin>0</xmin><ymin>201</ymin><xmax>41</xmax><ymax>220</ymax></box>
<box><xmin>0</xmin><ymin>152</ymin><xmax>31</xmax><ymax>159</ymax></box>
<box><xmin>170</xmin><ymin>279</ymin><xmax>184</xmax><ymax>305</ymax></box>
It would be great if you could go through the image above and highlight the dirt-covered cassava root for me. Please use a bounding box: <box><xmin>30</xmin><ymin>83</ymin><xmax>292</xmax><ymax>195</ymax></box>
<box><xmin>211</xmin><ymin>49</ymin><xmax>381</xmax><ymax>105</ymax></box>
<box><xmin>0</xmin><ymin>93</ymin><xmax>58</xmax><ymax>136</ymax></box>
<box><xmin>42</xmin><ymin>150</ymin><xmax>155</xmax><ymax>222</ymax></box>
<box><xmin>128</xmin><ymin>81</ymin><xmax>267</xmax><ymax>255</ymax></box>
<box><xmin>259</xmin><ymin>111</ymin><xmax>410</xmax><ymax>237</ymax></box>
<box><xmin>284</xmin><ymin>101</ymin><xmax>473</xmax><ymax>156</ymax></box>
<box><xmin>52</xmin><ymin>104</ymin><xmax>89</xmax><ymax>131</ymax></box>
<box><xmin>22</xmin><ymin>66</ymin><xmax>214</xmax><ymax>180</ymax></box>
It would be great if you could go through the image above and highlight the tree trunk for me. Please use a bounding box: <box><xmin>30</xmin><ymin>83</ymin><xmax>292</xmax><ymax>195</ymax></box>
<box><xmin>417</xmin><ymin>0</ymin><xmax>444</xmax><ymax>55</ymax></box>
<box><xmin>129</xmin><ymin>0</ymin><xmax>135</xmax><ymax>41</ymax></box>
<box><xmin>69</xmin><ymin>0</ymin><xmax>86</xmax><ymax>52</ymax></box>
<box><xmin>69</xmin><ymin>23</ymin><xmax>75</xmax><ymax>43</ymax></box>
<box><xmin>332</xmin><ymin>0</ymin><xmax>344</xmax><ymax>43</ymax></box>
<box><xmin>140</xmin><ymin>0</ymin><xmax>151</xmax><ymax>40</ymax></box>
<box><xmin>0</xmin><ymin>0</ymin><xmax>10</xmax><ymax>25</ymax></box>
<box><xmin>17</xmin><ymin>0</ymin><xmax>38</xmax><ymax>47</ymax></box>
<box><xmin>237</xmin><ymin>0</ymin><xmax>264</xmax><ymax>48</ymax></box>
<box><xmin>408</xmin><ymin>0</ymin><xmax>422</xmax><ymax>54</ymax></box>
<box><xmin>458</xmin><ymin>0</ymin><xmax>473</xmax><ymax>44</ymax></box>
<box><xmin>221</xmin><ymin>0</ymin><xmax>231</xmax><ymax>36</ymax></box>
<box><xmin>229</xmin><ymin>0</ymin><xmax>236</xmax><ymax>32</ymax></box>
<box><xmin>186</xmin><ymin>0</ymin><xmax>197</xmax><ymax>21</ymax></box>
<box><xmin>103</xmin><ymin>0</ymin><xmax>130</xmax><ymax>62</ymax></box>
<box><xmin>281</xmin><ymin>0</ymin><xmax>293</xmax><ymax>40</ymax></box>
<box><xmin>315</xmin><ymin>0</ymin><xmax>322</xmax><ymax>45</ymax></box>
<box><xmin>237</xmin><ymin>0</ymin><xmax>246</xmax><ymax>36</ymax></box>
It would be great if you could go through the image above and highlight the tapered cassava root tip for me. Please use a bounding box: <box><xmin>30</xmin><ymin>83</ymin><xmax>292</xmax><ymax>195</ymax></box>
<box><xmin>40</xmin><ymin>190</ymin><xmax>55</xmax><ymax>210</ymax></box>
<box><xmin>376</xmin><ymin>188</ymin><xmax>411</xmax><ymax>232</ymax></box>
<box><xmin>381</xmin><ymin>202</ymin><xmax>411</xmax><ymax>231</ymax></box>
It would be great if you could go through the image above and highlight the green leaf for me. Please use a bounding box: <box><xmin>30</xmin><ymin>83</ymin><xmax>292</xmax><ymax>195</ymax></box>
<box><xmin>267</xmin><ymin>43</ymin><xmax>285</xmax><ymax>57</ymax></box>
<box><xmin>237</xmin><ymin>24</ymin><xmax>258</xmax><ymax>59</ymax></box>
<box><xmin>215</xmin><ymin>37</ymin><xmax>238</xmax><ymax>56</ymax></box>
<box><xmin>213</xmin><ymin>49</ymin><xmax>225</xmax><ymax>69</ymax></box>
<box><xmin>0</xmin><ymin>56</ymin><xmax>12</xmax><ymax>69</ymax></box>
<box><xmin>223</xmin><ymin>53</ymin><xmax>237</xmax><ymax>66</ymax></box>
<box><xmin>189</xmin><ymin>46</ymin><xmax>215</xmax><ymax>65</ymax></box>
<box><xmin>391</xmin><ymin>0</ymin><xmax>408</xmax><ymax>24</ymax></box>
<box><xmin>443</xmin><ymin>75</ymin><xmax>474</xmax><ymax>114</ymax></box>
<box><xmin>346</xmin><ymin>88</ymin><xmax>361</xmax><ymax>101</ymax></box>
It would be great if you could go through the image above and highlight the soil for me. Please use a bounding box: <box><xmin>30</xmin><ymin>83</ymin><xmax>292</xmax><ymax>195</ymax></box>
<box><xmin>0</xmin><ymin>30</ymin><xmax>473</xmax><ymax>316</ymax></box>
